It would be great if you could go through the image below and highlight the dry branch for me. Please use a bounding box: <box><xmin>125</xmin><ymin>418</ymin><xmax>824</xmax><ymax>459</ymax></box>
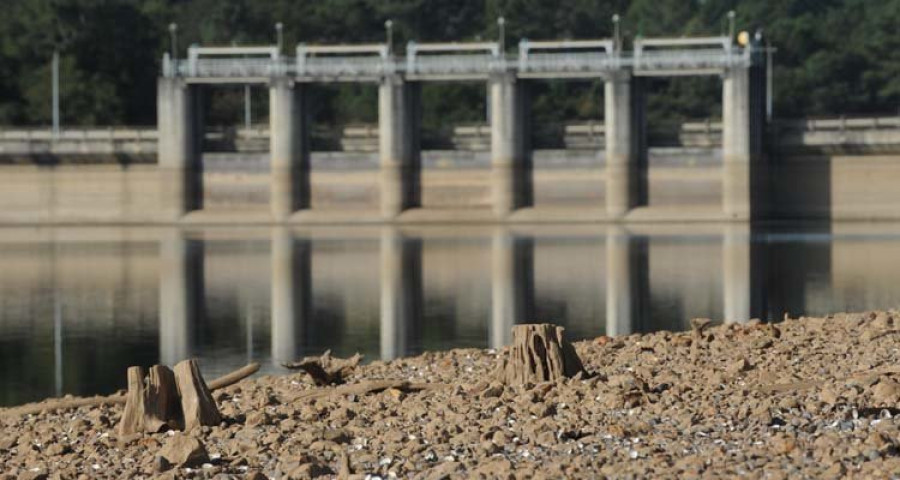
<box><xmin>282</xmin><ymin>350</ymin><xmax>363</xmax><ymax>385</ymax></box>
<box><xmin>292</xmin><ymin>380</ymin><xmax>447</xmax><ymax>402</ymax></box>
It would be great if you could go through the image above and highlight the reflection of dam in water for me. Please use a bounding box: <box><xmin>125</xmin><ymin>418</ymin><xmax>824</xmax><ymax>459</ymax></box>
<box><xmin>0</xmin><ymin>223</ymin><xmax>888</xmax><ymax>405</ymax></box>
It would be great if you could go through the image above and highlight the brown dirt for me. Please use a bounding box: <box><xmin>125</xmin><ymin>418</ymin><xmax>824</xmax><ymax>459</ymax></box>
<box><xmin>3</xmin><ymin>311</ymin><xmax>900</xmax><ymax>478</ymax></box>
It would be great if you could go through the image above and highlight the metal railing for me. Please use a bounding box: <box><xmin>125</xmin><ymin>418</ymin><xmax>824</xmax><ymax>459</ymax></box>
<box><xmin>162</xmin><ymin>42</ymin><xmax>759</xmax><ymax>81</ymax></box>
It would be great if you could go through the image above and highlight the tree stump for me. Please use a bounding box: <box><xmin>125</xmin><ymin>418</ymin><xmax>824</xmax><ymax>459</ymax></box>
<box><xmin>174</xmin><ymin>359</ymin><xmax>222</xmax><ymax>431</ymax></box>
<box><xmin>144</xmin><ymin>365</ymin><xmax>181</xmax><ymax>432</ymax></box>
<box><xmin>499</xmin><ymin>324</ymin><xmax>585</xmax><ymax>385</ymax></box>
<box><xmin>118</xmin><ymin>366</ymin><xmax>146</xmax><ymax>435</ymax></box>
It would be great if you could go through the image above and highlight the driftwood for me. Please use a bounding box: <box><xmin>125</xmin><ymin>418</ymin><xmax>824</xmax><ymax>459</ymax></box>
<box><xmin>0</xmin><ymin>362</ymin><xmax>260</xmax><ymax>419</ymax></box>
<box><xmin>174</xmin><ymin>359</ymin><xmax>222</xmax><ymax>431</ymax></box>
<box><xmin>497</xmin><ymin>324</ymin><xmax>586</xmax><ymax>385</ymax></box>
<box><xmin>282</xmin><ymin>350</ymin><xmax>363</xmax><ymax>386</ymax></box>
<box><xmin>293</xmin><ymin>380</ymin><xmax>447</xmax><ymax>402</ymax></box>
<box><xmin>207</xmin><ymin>363</ymin><xmax>261</xmax><ymax>390</ymax></box>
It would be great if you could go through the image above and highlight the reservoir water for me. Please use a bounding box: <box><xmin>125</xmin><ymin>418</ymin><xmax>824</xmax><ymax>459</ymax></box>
<box><xmin>0</xmin><ymin>222</ymin><xmax>897</xmax><ymax>406</ymax></box>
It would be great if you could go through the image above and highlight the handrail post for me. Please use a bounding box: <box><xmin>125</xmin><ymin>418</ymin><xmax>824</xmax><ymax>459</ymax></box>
<box><xmin>406</xmin><ymin>41</ymin><xmax>417</xmax><ymax>75</ymax></box>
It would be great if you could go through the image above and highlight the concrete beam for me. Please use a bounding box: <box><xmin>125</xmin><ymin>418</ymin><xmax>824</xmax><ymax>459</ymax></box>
<box><xmin>270</xmin><ymin>79</ymin><xmax>310</xmax><ymax>219</ymax></box>
<box><xmin>490</xmin><ymin>74</ymin><xmax>531</xmax><ymax>217</ymax></box>
<box><xmin>379</xmin><ymin>77</ymin><xmax>421</xmax><ymax>218</ymax></box>
<box><xmin>157</xmin><ymin>78</ymin><xmax>202</xmax><ymax>220</ymax></box>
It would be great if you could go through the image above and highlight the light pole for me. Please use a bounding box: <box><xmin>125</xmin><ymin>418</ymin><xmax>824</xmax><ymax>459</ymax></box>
<box><xmin>385</xmin><ymin>19</ymin><xmax>394</xmax><ymax>56</ymax></box>
<box><xmin>727</xmin><ymin>10</ymin><xmax>736</xmax><ymax>41</ymax></box>
<box><xmin>275</xmin><ymin>22</ymin><xmax>284</xmax><ymax>54</ymax></box>
<box><xmin>498</xmin><ymin>16</ymin><xmax>506</xmax><ymax>53</ymax></box>
<box><xmin>52</xmin><ymin>50</ymin><xmax>59</xmax><ymax>139</ymax></box>
<box><xmin>168</xmin><ymin>23</ymin><xmax>178</xmax><ymax>58</ymax></box>
<box><xmin>612</xmin><ymin>14</ymin><xmax>621</xmax><ymax>52</ymax></box>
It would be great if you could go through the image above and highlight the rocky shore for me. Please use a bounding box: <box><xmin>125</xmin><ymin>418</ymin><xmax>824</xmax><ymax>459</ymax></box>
<box><xmin>4</xmin><ymin>311</ymin><xmax>900</xmax><ymax>478</ymax></box>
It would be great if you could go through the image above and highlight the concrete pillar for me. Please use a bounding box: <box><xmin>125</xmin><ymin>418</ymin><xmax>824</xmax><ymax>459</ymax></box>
<box><xmin>380</xmin><ymin>228</ymin><xmax>423</xmax><ymax>360</ymax></box>
<box><xmin>379</xmin><ymin>77</ymin><xmax>420</xmax><ymax>218</ymax></box>
<box><xmin>159</xmin><ymin>229</ymin><xmax>203</xmax><ymax>366</ymax></box>
<box><xmin>722</xmin><ymin>67</ymin><xmax>752</xmax><ymax>219</ymax></box>
<box><xmin>605</xmin><ymin>72</ymin><xmax>645</xmax><ymax>218</ymax></box>
<box><xmin>490</xmin><ymin>228</ymin><xmax>534</xmax><ymax>349</ymax></box>
<box><xmin>605</xmin><ymin>227</ymin><xmax>648</xmax><ymax>336</ymax></box>
<box><xmin>490</xmin><ymin>74</ymin><xmax>531</xmax><ymax>216</ymax></box>
<box><xmin>270</xmin><ymin>227</ymin><xmax>311</xmax><ymax>365</ymax></box>
<box><xmin>270</xmin><ymin>79</ymin><xmax>310</xmax><ymax>220</ymax></box>
<box><xmin>157</xmin><ymin>78</ymin><xmax>202</xmax><ymax>220</ymax></box>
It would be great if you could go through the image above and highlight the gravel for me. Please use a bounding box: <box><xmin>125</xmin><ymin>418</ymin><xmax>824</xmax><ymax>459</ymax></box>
<box><xmin>3</xmin><ymin>311</ymin><xmax>900</xmax><ymax>478</ymax></box>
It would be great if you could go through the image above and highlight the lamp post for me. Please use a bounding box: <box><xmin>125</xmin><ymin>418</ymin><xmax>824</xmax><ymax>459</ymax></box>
<box><xmin>727</xmin><ymin>10</ymin><xmax>736</xmax><ymax>41</ymax></box>
<box><xmin>385</xmin><ymin>19</ymin><xmax>394</xmax><ymax>56</ymax></box>
<box><xmin>612</xmin><ymin>14</ymin><xmax>621</xmax><ymax>52</ymax></box>
<box><xmin>52</xmin><ymin>50</ymin><xmax>59</xmax><ymax>139</ymax></box>
<box><xmin>275</xmin><ymin>22</ymin><xmax>284</xmax><ymax>54</ymax></box>
<box><xmin>498</xmin><ymin>16</ymin><xmax>506</xmax><ymax>54</ymax></box>
<box><xmin>168</xmin><ymin>23</ymin><xmax>178</xmax><ymax>59</ymax></box>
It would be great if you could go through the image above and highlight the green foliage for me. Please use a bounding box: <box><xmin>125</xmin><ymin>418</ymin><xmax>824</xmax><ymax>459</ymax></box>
<box><xmin>1</xmin><ymin>0</ymin><xmax>899</xmax><ymax>126</ymax></box>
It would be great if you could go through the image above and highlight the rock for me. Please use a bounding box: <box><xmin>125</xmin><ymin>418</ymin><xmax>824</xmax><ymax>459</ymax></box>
<box><xmin>425</xmin><ymin>461</ymin><xmax>463</xmax><ymax>480</ymax></box>
<box><xmin>726</xmin><ymin>357</ymin><xmax>752</xmax><ymax>376</ymax></box>
<box><xmin>158</xmin><ymin>435</ymin><xmax>210</xmax><ymax>468</ymax></box>
<box><xmin>18</xmin><ymin>471</ymin><xmax>48</xmax><ymax>480</ymax></box>
<box><xmin>0</xmin><ymin>436</ymin><xmax>16</xmax><ymax>451</ymax></box>
<box><xmin>871</xmin><ymin>379</ymin><xmax>900</xmax><ymax>405</ymax></box>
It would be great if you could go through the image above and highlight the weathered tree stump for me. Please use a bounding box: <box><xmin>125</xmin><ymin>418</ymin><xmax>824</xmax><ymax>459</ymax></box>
<box><xmin>118</xmin><ymin>366</ymin><xmax>146</xmax><ymax>435</ymax></box>
<box><xmin>119</xmin><ymin>365</ymin><xmax>182</xmax><ymax>435</ymax></box>
<box><xmin>174</xmin><ymin>359</ymin><xmax>222</xmax><ymax>431</ymax></box>
<box><xmin>499</xmin><ymin>324</ymin><xmax>585</xmax><ymax>384</ymax></box>
<box><xmin>144</xmin><ymin>365</ymin><xmax>181</xmax><ymax>432</ymax></box>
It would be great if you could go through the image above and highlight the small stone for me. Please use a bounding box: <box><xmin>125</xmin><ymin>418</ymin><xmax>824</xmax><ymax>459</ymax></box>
<box><xmin>387</xmin><ymin>388</ymin><xmax>405</xmax><ymax>401</ymax></box>
<box><xmin>153</xmin><ymin>456</ymin><xmax>173</xmax><ymax>473</ymax></box>
<box><xmin>245</xmin><ymin>412</ymin><xmax>270</xmax><ymax>427</ymax></box>
<box><xmin>158</xmin><ymin>435</ymin><xmax>210</xmax><ymax>468</ymax></box>
<box><xmin>481</xmin><ymin>383</ymin><xmax>504</xmax><ymax>398</ymax></box>
<box><xmin>823</xmin><ymin>462</ymin><xmax>846</xmax><ymax>478</ymax></box>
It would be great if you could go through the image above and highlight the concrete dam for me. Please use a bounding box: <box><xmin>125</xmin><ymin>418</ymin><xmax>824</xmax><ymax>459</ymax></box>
<box><xmin>1</xmin><ymin>35</ymin><xmax>899</xmax><ymax>224</ymax></box>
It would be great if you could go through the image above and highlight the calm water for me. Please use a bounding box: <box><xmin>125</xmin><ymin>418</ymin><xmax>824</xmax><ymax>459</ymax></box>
<box><xmin>1</xmin><ymin>222</ymin><xmax>898</xmax><ymax>406</ymax></box>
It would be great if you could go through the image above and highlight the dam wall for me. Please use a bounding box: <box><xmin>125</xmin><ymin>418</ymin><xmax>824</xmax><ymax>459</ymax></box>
<box><xmin>0</xmin><ymin>117</ymin><xmax>899</xmax><ymax>224</ymax></box>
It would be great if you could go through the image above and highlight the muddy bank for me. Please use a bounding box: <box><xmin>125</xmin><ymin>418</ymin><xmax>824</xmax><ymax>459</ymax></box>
<box><xmin>4</xmin><ymin>312</ymin><xmax>900</xmax><ymax>478</ymax></box>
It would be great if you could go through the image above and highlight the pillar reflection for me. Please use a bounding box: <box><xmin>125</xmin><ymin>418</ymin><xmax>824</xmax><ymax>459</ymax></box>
<box><xmin>605</xmin><ymin>226</ymin><xmax>649</xmax><ymax>336</ymax></box>
<box><xmin>722</xmin><ymin>224</ymin><xmax>765</xmax><ymax>323</ymax></box>
<box><xmin>270</xmin><ymin>227</ymin><xmax>312</xmax><ymax>366</ymax></box>
<box><xmin>380</xmin><ymin>227</ymin><xmax>423</xmax><ymax>360</ymax></box>
<box><xmin>159</xmin><ymin>229</ymin><xmax>203</xmax><ymax>366</ymax></box>
<box><xmin>490</xmin><ymin>227</ymin><xmax>535</xmax><ymax>349</ymax></box>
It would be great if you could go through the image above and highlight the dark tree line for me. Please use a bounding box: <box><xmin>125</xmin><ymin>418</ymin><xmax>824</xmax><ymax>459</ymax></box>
<box><xmin>1</xmin><ymin>0</ymin><xmax>899</xmax><ymax>127</ymax></box>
